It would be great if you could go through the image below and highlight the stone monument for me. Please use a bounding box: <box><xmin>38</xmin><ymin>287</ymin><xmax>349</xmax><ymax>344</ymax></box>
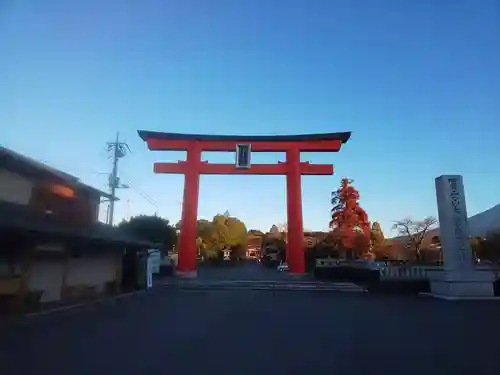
<box><xmin>428</xmin><ymin>175</ymin><xmax>496</xmax><ymax>299</ymax></box>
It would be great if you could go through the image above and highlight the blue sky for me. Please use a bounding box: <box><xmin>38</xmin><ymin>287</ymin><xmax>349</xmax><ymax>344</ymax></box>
<box><xmin>1</xmin><ymin>0</ymin><xmax>499</xmax><ymax>235</ymax></box>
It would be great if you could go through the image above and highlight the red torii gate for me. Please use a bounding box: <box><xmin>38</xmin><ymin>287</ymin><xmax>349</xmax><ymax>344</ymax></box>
<box><xmin>138</xmin><ymin>130</ymin><xmax>351</xmax><ymax>277</ymax></box>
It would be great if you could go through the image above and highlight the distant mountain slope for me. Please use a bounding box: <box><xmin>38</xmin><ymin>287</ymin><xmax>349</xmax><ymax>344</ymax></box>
<box><xmin>390</xmin><ymin>203</ymin><xmax>500</xmax><ymax>244</ymax></box>
<box><xmin>468</xmin><ymin>204</ymin><xmax>500</xmax><ymax>237</ymax></box>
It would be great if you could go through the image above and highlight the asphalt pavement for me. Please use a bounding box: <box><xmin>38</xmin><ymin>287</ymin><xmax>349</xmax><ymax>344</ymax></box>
<box><xmin>1</xmin><ymin>264</ymin><xmax>500</xmax><ymax>375</ymax></box>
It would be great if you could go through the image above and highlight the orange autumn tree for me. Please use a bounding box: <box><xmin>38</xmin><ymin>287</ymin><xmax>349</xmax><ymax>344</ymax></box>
<box><xmin>329</xmin><ymin>178</ymin><xmax>371</xmax><ymax>259</ymax></box>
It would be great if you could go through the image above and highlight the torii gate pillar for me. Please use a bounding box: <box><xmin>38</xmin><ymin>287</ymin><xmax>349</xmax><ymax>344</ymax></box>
<box><xmin>177</xmin><ymin>143</ymin><xmax>201</xmax><ymax>277</ymax></box>
<box><xmin>286</xmin><ymin>147</ymin><xmax>305</xmax><ymax>275</ymax></box>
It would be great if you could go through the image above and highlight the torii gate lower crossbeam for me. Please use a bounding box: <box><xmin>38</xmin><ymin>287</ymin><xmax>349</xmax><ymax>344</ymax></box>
<box><xmin>138</xmin><ymin>131</ymin><xmax>351</xmax><ymax>277</ymax></box>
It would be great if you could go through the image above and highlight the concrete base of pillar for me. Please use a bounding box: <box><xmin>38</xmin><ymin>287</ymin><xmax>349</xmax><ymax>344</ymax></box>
<box><xmin>425</xmin><ymin>270</ymin><xmax>497</xmax><ymax>300</ymax></box>
<box><xmin>175</xmin><ymin>270</ymin><xmax>198</xmax><ymax>279</ymax></box>
<box><xmin>421</xmin><ymin>292</ymin><xmax>500</xmax><ymax>301</ymax></box>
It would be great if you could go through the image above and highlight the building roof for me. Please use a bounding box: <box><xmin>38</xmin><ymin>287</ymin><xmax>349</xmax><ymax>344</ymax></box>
<box><xmin>138</xmin><ymin>130</ymin><xmax>351</xmax><ymax>144</ymax></box>
<box><xmin>262</xmin><ymin>231</ymin><xmax>329</xmax><ymax>238</ymax></box>
<box><xmin>0</xmin><ymin>146</ymin><xmax>115</xmax><ymax>201</ymax></box>
<box><xmin>0</xmin><ymin>201</ymin><xmax>157</xmax><ymax>248</ymax></box>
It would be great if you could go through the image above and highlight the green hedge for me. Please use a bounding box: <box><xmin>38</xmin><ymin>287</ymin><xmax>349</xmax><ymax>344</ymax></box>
<box><xmin>314</xmin><ymin>266</ymin><xmax>379</xmax><ymax>284</ymax></box>
<box><xmin>313</xmin><ymin>265</ymin><xmax>431</xmax><ymax>294</ymax></box>
<box><xmin>366</xmin><ymin>280</ymin><xmax>430</xmax><ymax>294</ymax></box>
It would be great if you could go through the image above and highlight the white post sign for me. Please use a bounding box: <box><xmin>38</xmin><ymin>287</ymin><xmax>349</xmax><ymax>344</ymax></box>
<box><xmin>146</xmin><ymin>256</ymin><xmax>153</xmax><ymax>289</ymax></box>
<box><xmin>435</xmin><ymin>175</ymin><xmax>474</xmax><ymax>277</ymax></box>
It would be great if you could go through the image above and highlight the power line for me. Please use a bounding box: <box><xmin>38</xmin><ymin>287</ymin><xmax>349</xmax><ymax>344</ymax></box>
<box><xmin>123</xmin><ymin>178</ymin><xmax>158</xmax><ymax>208</ymax></box>
<box><xmin>118</xmin><ymin>170</ymin><xmax>159</xmax><ymax>208</ymax></box>
<box><xmin>119</xmin><ymin>172</ymin><xmax>185</xmax><ymax>222</ymax></box>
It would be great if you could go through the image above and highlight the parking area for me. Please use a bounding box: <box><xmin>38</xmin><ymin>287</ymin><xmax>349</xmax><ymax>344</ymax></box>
<box><xmin>1</xmin><ymin>284</ymin><xmax>500</xmax><ymax>375</ymax></box>
<box><xmin>196</xmin><ymin>260</ymin><xmax>311</xmax><ymax>281</ymax></box>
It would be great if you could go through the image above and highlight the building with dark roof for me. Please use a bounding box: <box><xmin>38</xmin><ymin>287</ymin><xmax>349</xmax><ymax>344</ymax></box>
<box><xmin>0</xmin><ymin>147</ymin><xmax>159</xmax><ymax>314</ymax></box>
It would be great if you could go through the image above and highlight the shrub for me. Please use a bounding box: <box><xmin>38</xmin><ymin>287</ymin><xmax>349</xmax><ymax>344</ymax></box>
<box><xmin>314</xmin><ymin>265</ymin><xmax>379</xmax><ymax>284</ymax></box>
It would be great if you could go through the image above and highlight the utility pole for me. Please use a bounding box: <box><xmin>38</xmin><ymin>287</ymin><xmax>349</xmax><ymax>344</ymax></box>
<box><xmin>106</xmin><ymin>132</ymin><xmax>131</xmax><ymax>225</ymax></box>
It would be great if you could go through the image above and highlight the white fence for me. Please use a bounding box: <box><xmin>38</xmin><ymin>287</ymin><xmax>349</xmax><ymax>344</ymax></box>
<box><xmin>315</xmin><ymin>258</ymin><xmax>500</xmax><ymax>281</ymax></box>
<box><xmin>379</xmin><ymin>264</ymin><xmax>500</xmax><ymax>281</ymax></box>
<box><xmin>379</xmin><ymin>265</ymin><xmax>428</xmax><ymax>280</ymax></box>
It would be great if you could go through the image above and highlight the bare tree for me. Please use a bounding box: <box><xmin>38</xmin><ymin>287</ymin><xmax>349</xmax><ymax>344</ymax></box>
<box><xmin>277</xmin><ymin>223</ymin><xmax>288</xmax><ymax>242</ymax></box>
<box><xmin>277</xmin><ymin>223</ymin><xmax>288</xmax><ymax>233</ymax></box>
<box><xmin>392</xmin><ymin>216</ymin><xmax>437</xmax><ymax>261</ymax></box>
